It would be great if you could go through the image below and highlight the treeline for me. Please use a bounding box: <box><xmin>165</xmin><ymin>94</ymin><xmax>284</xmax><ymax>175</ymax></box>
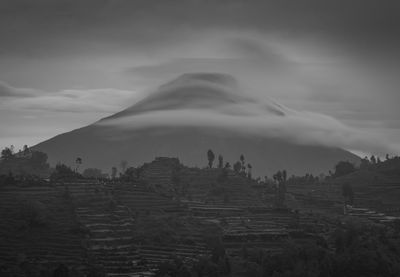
<box><xmin>206</xmin><ymin>149</ymin><xmax>253</xmax><ymax>179</ymax></box>
<box><xmin>0</xmin><ymin>145</ymin><xmax>49</xmax><ymax>177</ymax></box>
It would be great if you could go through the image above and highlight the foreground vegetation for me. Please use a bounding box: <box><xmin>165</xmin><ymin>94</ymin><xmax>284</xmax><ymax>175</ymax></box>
<box><xmin>1</xmin><ymin>146</ymin><xmax>400</xmax><ymax>276</ymax></box>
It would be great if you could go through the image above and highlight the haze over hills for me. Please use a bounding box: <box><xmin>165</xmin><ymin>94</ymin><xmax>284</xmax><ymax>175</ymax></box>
<box><xmin>33</xmin><ymin>73</ymin><xmax>360</xmax><ymax>176</ymax></box>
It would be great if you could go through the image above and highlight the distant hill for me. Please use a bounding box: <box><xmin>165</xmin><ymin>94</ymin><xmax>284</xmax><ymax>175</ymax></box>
<box><xmin>33</xmin><ymin>73</ymin><xmax>359</xmax><ymax>177</ymax></box>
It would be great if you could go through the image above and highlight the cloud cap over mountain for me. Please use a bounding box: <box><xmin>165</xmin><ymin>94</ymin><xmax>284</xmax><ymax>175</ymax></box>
<box><xmin>98</xmin><ymin>73</ymin><xmax>392</xmax><ymax>155</ymax></box>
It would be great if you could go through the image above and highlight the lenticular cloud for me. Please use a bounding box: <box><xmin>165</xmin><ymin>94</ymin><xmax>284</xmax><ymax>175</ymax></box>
<box><xmin>98</xmin><ymin>73</ymin><xmax>393</xmax><ymax>155</ymax></box>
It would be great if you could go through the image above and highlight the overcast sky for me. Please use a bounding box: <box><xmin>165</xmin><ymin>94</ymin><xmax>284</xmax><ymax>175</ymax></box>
<box><xmin>0</xmin><ymin>0</ymin><xmax>399</xmax><ymax>156</ymax></box>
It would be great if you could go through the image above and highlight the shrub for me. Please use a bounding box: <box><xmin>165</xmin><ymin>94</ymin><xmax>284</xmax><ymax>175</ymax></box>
<box><xmin>18</xmin><ymin>199</ymin><xmax>49</xmax><ymax>228</ymax></box>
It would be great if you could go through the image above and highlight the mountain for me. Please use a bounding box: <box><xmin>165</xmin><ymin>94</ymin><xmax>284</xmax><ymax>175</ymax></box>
<box><xmin>33</xmin><ymin>73</ymin><xmax>360</xmax><ymax>176</ymax></box>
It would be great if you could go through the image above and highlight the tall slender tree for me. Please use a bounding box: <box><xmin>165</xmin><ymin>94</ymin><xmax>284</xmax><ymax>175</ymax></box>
<box><xmin>273</xmin><ymin>170</ymin><xmax>287</xmax><ymax>207</ymax></box>
<box><xmin>218</xmin><ymin>155</ymin><xmax>224</xmax><ymax>169</ymax></box>
<box><xmin>111</xmin><ymin>167</ymin><xmax>117</xmax><ymax>179</ymax></box>
<box><xmin>207</xmin><ymin>149</ymin><xmax>215</xmax><ymax>168</ymax></box>
<box><xmin>247</xmin><ymin>163</ymin><xmax>252</xmax><ymax>179</ymax></box>
<box><xmin>240</xmin><ymin>154</ymin><xmax>245</xmax><ymax>172</ymax></box>
<box><xmin>75</xmin><ymin>157</ymin><xmax>82</xmax><ymax>172</ymax></box>
<box><xmin>120</xmin><ymin>160</ymin><xmax>128</xmax><ymax>173</ymax></box>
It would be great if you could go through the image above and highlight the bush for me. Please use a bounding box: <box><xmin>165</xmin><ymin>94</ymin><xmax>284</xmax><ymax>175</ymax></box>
<box><xmin>18</xmin><ymin>199</ymin><xmax>49</xmax><ymax>228</ymax></box>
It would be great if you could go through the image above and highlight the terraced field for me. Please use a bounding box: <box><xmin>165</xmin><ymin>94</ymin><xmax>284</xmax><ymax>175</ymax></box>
<box><xmin>2</xmin><ymin>157</ymin><xmax>366</xmax><ymax>276</ymax></box>
<box><xmin>0</xmin><ymin>184</ymin><xmax>86</xmax><ymax>272</ymax></box>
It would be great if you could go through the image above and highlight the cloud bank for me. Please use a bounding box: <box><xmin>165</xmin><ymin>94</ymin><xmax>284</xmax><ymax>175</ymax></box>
<box><xmin>99</xmin><ymin>73</ymin><xmax>397</xmax><ymax>156</ymax></box>
<box><xmin>0</xmin><ymin>81</ymin><xmax>139</xmax><ymax>150</ymax></box>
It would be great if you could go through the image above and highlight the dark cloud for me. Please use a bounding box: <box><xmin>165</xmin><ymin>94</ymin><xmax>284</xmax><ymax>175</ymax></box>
<box><xmin>1</xmin><ymin>0</ymin><xmax>399</xmax><ymax>57</ymax></box>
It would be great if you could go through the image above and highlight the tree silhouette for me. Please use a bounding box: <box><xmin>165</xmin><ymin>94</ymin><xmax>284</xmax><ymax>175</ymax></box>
<box><xmin>334</xmin><ymin>161</ymin><xmax>355</xmax><ymax>177</ymax></box>
<box><xmin>240</xmin><ymin>154</ymin><xmax>245</xmax><ymax>172</ymax></box>
<box><xmin>218</xmin><ymin>155</ymin><xmax>224</xmax><ymax>169</ymax></box>
<box><xmin>282</xmin><ymin>170</ymin><xmax>287</xmax><ymax>181</ymax></box>
<box><xmin>233</xmin><ymin>161</ymin><xmax>241</xmax><ymax>174</ymax></box>
<box><xmin>111</xmin><ymin>167</ymin><xmax>117</xmax><ymax>179</ymax></box>
<box><xmin>360</xmin><ymin>156</ymin><xmax>370</xmax><ymax>170</ymax></box>
<box><xmin>247</xmin><ymin>163</ymin><xmax>252</xmax><ymax>179</ymax></box>
<box><xmin>224</xmin><ymin>162</ymin><xmax>231</xmax><ymax>169</ymax></box>
<box><xmin>23</xmin><ymin>144</ymin><xmax>29</xmax><ymax>155</ymax></box>
<box><xmin>83</xmin><ymin>168</ymin><xmax>104</xmax><ymax>179</ymax></box>
<box><xmin>120</xmin><ymin>160</ymin><xmax>128</xmax><ymax>173</ymax></box>
<box><xmin>273</xmin><ymin>170</ymin><xmax>287</xmax><ymax>207</ymax></box>
<box><xmin>1</xmin><ymin>147</ymin><xmax>13</xmax><ymax>160</ymax></box>
<box><xmin>342</xmin><ymin>183</ymin><xmax>354</xmax><ymax>206</ymax></box>
<box><xmin>51</xmin><ymin>163</ymin><xmax>79</xmax><ymax>181</ymax></box>
<box><xmin>75</xmin><ymin>157</ymin><xmax>82</xmax><ymax>172</ymax></box>
<box><xmin>207</xmin><ymin>149</ymin><xmax>215</xmax><ymax>168</ymax></box>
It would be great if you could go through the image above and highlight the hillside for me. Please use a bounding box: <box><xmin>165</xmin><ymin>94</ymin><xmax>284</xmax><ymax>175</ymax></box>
<box><xmin>2</xmin><ymin>156</ymin><xmax>400</xmax><ymax>276</ymax></box>
<box><xmin>332</xmin><ymin>157</ymin><xmax>400</xmax><ymax>215</ymax></box>
<box><xmin>0</xmin><ymin>157</ymin><xmax>331</xmax><ymax>276</ymax></box>
<box><xmin>33</xmin><ymin>73</ymin><xmax>359</xmax><ymax>177</ymax></box>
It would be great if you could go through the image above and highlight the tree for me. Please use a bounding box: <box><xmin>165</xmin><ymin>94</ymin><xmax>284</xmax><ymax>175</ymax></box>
<box><xmin>1</xmin><ymin>147</ymin><xmax>13</xmax><ymax>160</ymax></box>
<box><xmin>233</xmin><ymin>161</ymin><xmax>242</xmax><ymax>174</ymax></box>
<box><xmin>111</xmin><ymin>167</ymin><xmax>117</xmax><ymax>179</ymax></box>
<box><xmin>334</xmin><ymin>161</ymin><xmax>356</xmax><ymax>177</ymax></box>
<box><xmin>342</xmin><ymin>183</ymin><xmax>354</xmax><ymax>206</ymax></box>
<box><xmin>171</xmin><ymin>165</ymin><xmax>182</xmax><ymax>195</ymax></box>
<box><xmin>207</xmin><ymin>149</ymin><xmax>215</xmax><ymax>168</ymax></box>
<box><xmin>370</xmin><ymin>155</ymin><xmax>376</xmax><ymax>164</ymax></box>
<box><xmin>224</xmin><ymin>162</ymin><xmax>231</xmax><ymax>169</ymax></box>
<box><xmin>120</xmin><ymin>160</ymin><xmax>128</xmax><ymax>173</ymax></box>
<box><xmin>83</xmin><ymin>168</ymin><xmax>104</xmax><ymax>179</ymax></box>
<box><xmin>273</xmin><ymin>170</ymin><xmax>287</xmax><ymax>207</ymax></box>
<box><xmin>30</xmin><ymin>151</ymin><xmax>49</xmax><ymax>170</ymax></box>
<box><xmin>360</xmin><ymin>156</ymin><xmax>370</xmax><ymax>170</ymax></box>
<box><xmin>282</xmin><ymin>170</ymin><xmax>287</xmax><ymax>181</ymax></box>
<box><xmin>121</xmin><ymin>167</ymin><xmax>137</xmax><ymax>181</ymax></box>
<box><xmin>218</xmin><ymin>155</ymin><xmax>224</xmax><ymax>169</ymax></box>
<box><xmin>75</xmin><ymin>157</ymin><xmax>82</xmax><ymax>172</ymax></box>
<box><xmin>273</xmin><ymin>171</ymin><xmax>282</xmax><ymax>183</ymax></box>
<box><xmin>240</xmin><ymin>154</ymin><xmax>245</xmax><ymax>172</ymax></box>
<box><xmin>23</xmin><ymin>145</ymin><xmax>29</xmax><ymax>155</ymax></box>
<box><xmin>247</xmin><ymin>163</ymin><xmax>252</xmax><ymax>179</ymax></box>
<box><xmin>50</xmin><ymin>163</ymin><xmax>79</xmax><ymax>181</ymax></box>
<box><xmin>19</xmin><ymin>199</ymin><xmax>49</xmax><ymax>227</ymax></box>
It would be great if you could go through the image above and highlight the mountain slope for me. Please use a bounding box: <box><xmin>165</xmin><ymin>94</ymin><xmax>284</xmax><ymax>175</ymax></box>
<box><xmin>33</xmin><ymin>73</ymin><xmax>360</xmax><ymax>176</ymax></box>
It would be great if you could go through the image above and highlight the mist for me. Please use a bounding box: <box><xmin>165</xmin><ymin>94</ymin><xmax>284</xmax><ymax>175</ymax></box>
<box><xmin>99</xmin><ymin>73</ymin><xmax>396</xmax><ymax>156</ymax></box>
